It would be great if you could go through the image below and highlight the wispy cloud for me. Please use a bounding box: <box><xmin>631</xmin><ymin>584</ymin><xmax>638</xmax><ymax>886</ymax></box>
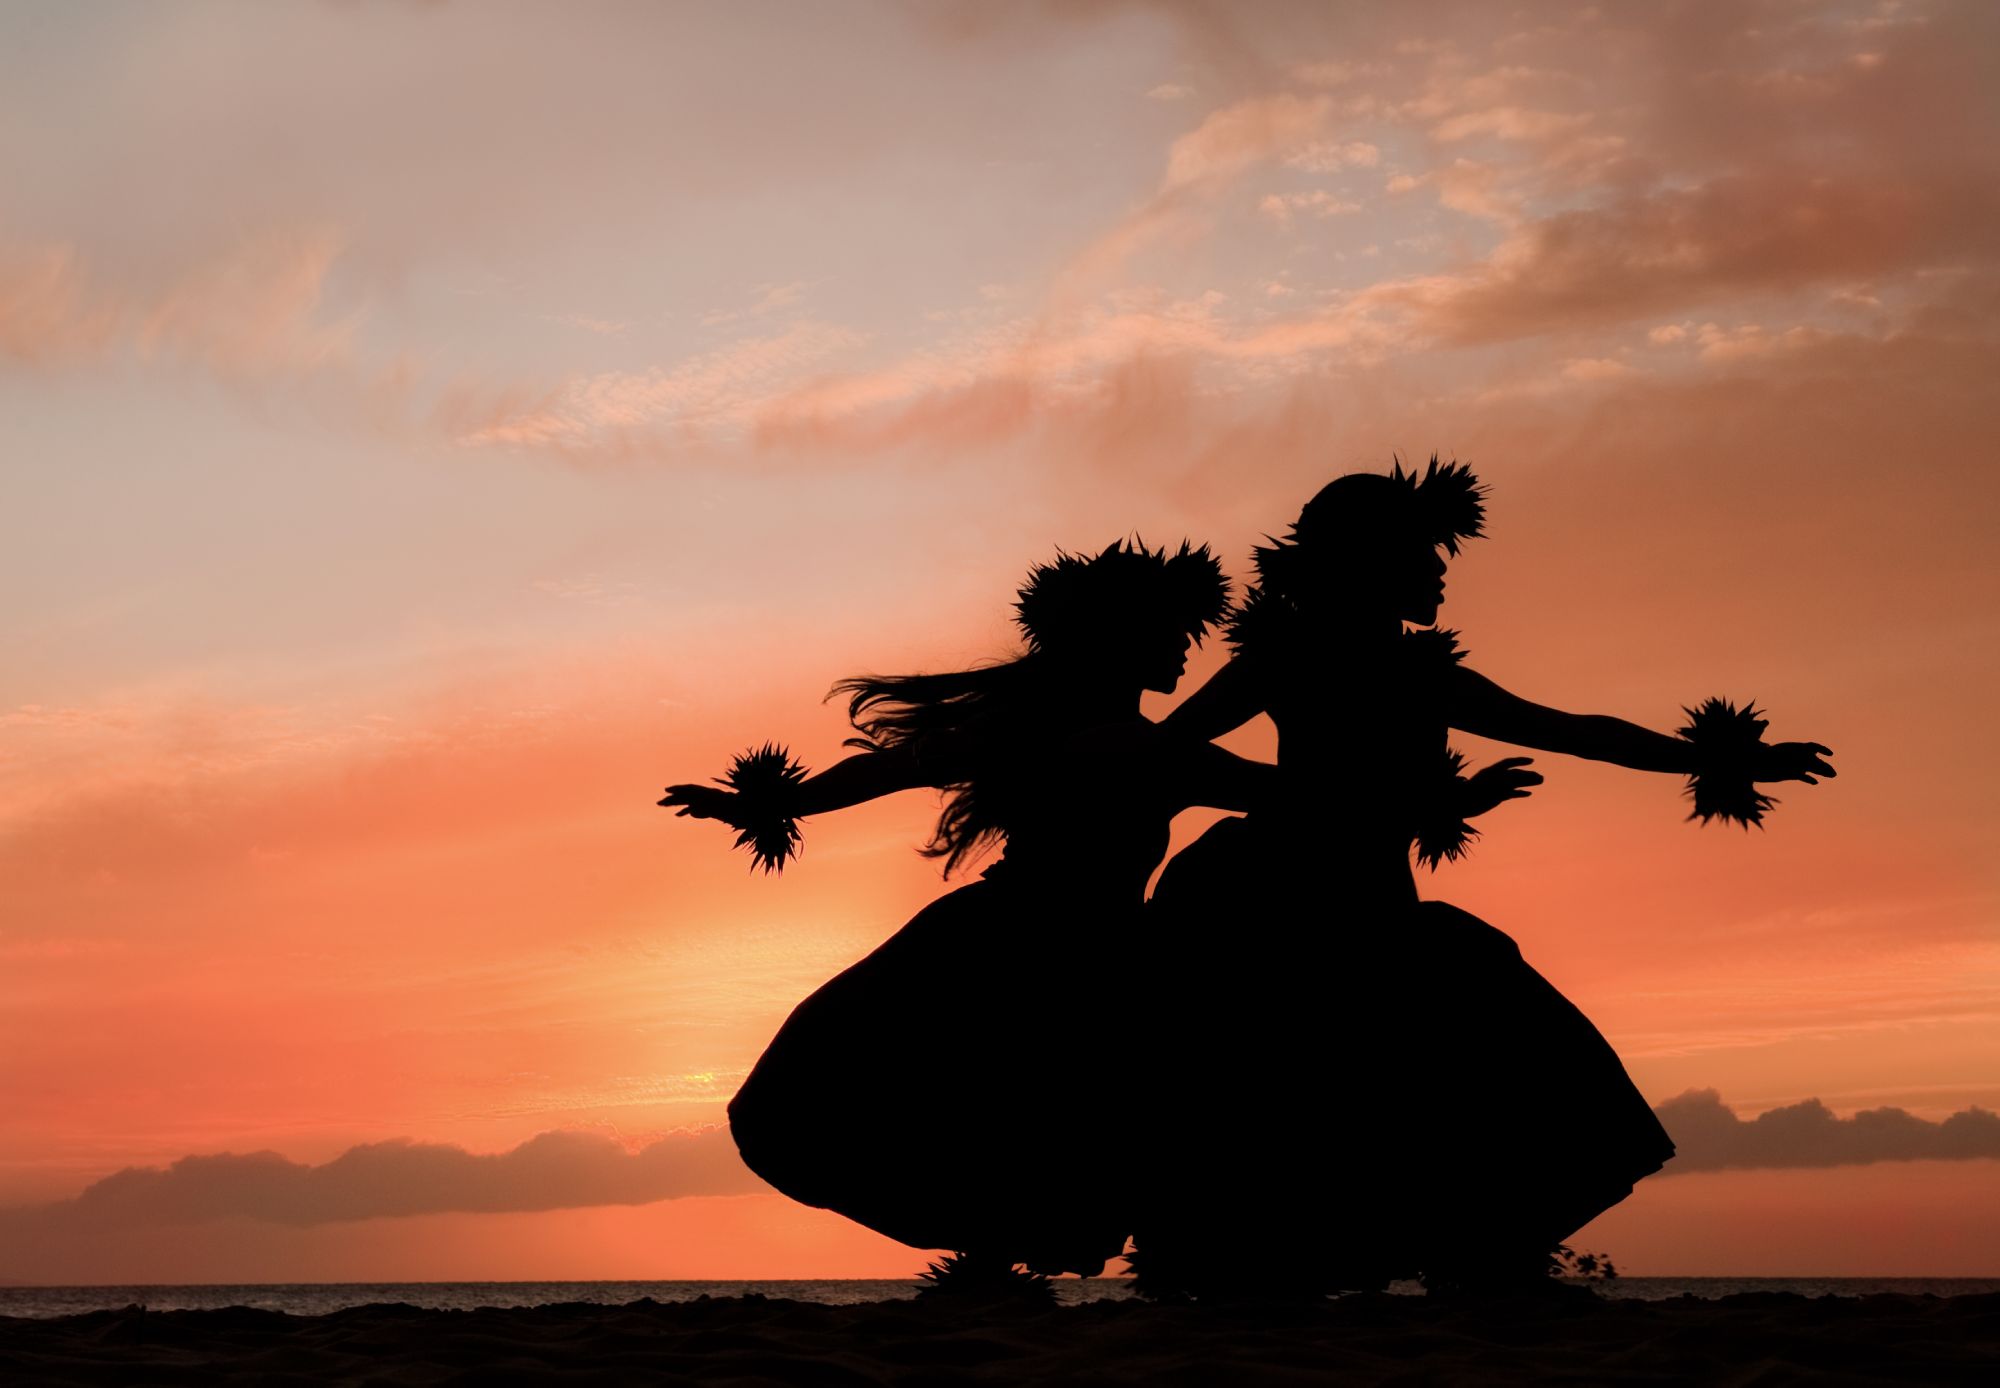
<box><xmin>700</xmin><ymin>281</ymin><xmax>813</xmax><ymax>329</ymax></box>
<box><xmin>1283</xmin><ymin>139</ymin><xmax>1379</xmax><ymax>173</ymax></box>
<box><xmin>1431</xmin><ymin>105</ymin><xmax>1591</xmax><ymax>143</ymax></box>
<box><xmin>458</xmin><ymin>321</ymin><xmax>867</xmax><ymax>452</ymax></box>
<box><xmin>1353</xmin><ymin>169</ymin><xmax>2000</xmax><ymax>346</ymax></box>
<box><xmin>1060</xmin><ymin>93</ymin><xmax>1340</xmax><ymax>290</ymax></box>
<box><xmin>1258</xmin><ymin>190</ymin><xmax>1361</xmax><ymax>226</ymax></box>
<box><xmin>547</xmin><ymin>313</ymin><xmax>630</xmax><ymax>337</ymax></box>
<box><xmin>0</xmin><ymin>228</ymin><xmax>353</xmax><ymax>375</ymax></box>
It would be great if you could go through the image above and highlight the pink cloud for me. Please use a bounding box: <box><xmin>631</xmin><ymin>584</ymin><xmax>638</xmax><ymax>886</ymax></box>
<box><xmin>1356</xmin><ymin>168</ymin><xmax>2000</xmax><ymax>345</ymax></box>
<box><xmin>0</xmin><ymin>229</ymin><xmax>352</xmax><ymax>376</ymax></box>
<box><xmin>1431</xmin><ymin>105</ymin><xmax>1592</xmax><ymax>142</ymax></box>
<box><xmin>1257</xmin><ymin>190</ymin><xmax>1361</xmax><ymax>225</ymax></box>
<box><xmin>1060</xmin><ymin>93</ymin><xmax>1342</xmax><ymax>291</ymax></box>
<box><xmin>1161</xmin><ymin>93</ymin><xmax>1335</xmax><ymax>190</ymax></box>
<box><xmin>456</xmin><ymin>322</ymin><xmax>867</xmax><ymax>453</ymax></box>
<box><xmin>1283</xmin><ymin>139</ymin><xmax>1380</xmax><ymax>172</ymax></box>
<box><xmin>1428</xmin><ymin>158</ymin><xmax>1521</xmax><ymax>224</ymax></box>
<box><xmin>1558</xmin><ymin>355</ymin><xmax>1637</xmax><ymax>382</ymax></box>
<box><xmin>0</xmin><ymin>245</ymin><xmax>121</xmax><ymax>363</ymax></box>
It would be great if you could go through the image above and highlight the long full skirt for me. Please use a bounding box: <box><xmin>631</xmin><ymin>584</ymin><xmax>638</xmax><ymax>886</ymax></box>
<box><xmin>728</xmin><ymin>877</ymin><xmax>1134</xmax><ymax>1273</ymax></box>
<box><xmin>1134</xmin><ymin>816</ymin><xmax>1674</xmax><ymax>1285</ymax></box>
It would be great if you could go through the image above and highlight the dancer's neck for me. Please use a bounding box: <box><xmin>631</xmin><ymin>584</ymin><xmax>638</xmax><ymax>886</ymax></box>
<box><xmin>1068</xmin><ymin>682</ymin><xmax>1144</xmax><ymax>723</ymax></box>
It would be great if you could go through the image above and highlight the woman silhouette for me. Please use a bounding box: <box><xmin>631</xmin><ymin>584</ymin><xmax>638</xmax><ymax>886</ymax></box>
<box><xmin>662</xmin><ymin>539</ymin><xmax>1276</xmax><ymax>1278</ymax></box>
<box><xmin>1136</xmin><ymin>460</ymin><xmax>1835</xmax><ymax>1295</ymax></box>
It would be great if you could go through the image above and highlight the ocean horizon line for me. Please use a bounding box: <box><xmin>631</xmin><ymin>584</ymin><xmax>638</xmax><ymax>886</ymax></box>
<box><xmin>8</xmin><ymin>1276</ymin><xmax>2000</xmax><ymax>1320</ymax></box>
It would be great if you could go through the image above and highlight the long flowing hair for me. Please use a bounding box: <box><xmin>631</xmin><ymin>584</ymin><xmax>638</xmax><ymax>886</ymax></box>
<box><xmin>833</xmin><ymin>655</ymin><xmax>1057</xmax><ymax>874</ymax></box>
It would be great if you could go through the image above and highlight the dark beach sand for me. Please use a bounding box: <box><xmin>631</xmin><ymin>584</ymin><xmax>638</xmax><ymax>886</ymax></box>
<box><xmin>4</xmin><ymin>1290</ymin><xmax>1996</xmax><ymax>1385</ymax></box>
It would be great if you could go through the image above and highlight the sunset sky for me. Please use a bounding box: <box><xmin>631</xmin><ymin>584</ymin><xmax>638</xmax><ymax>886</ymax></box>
<box><xmin>4</xmin><ymin>0</ymin><xmax>1997</xmax><ymax>1284</ymax></box>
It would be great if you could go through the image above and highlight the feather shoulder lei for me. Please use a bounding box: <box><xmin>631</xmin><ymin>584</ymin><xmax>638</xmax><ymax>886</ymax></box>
<box><xmin>1222</xmin><ymin>581</ymin><xmax>1294</xmax><ymax>656</ymax></box>
<box><xmin>1403</xmin><ymin>624</ymin><xmax>1467</xmax><ymax>674</ymax></box>
<box><xmin>714</xmin><ymin>743</ymin><xmax>810</xmax><ymax>872</ymax></box>
<box><xmin>1677</xmin><ymin>698</ymin><xmax>1775</xmax><ymax>828</ymax></box>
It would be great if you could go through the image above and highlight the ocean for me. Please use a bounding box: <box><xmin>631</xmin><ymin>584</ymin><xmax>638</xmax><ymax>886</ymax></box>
<box><xmin>4</xmin><ymin>1278</ymin><xmax>1998</xmax><ymax>1319</ymax></box>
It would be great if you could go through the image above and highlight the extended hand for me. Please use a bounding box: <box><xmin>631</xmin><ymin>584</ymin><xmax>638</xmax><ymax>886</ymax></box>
<box><xmin>1753</xmin><ymin>741</ymin><xmax>1836</xmax><ymax>785</ymax></box>
<box><xmin>1459</xmin><ymin>755</ymin><xmax>1543</xmax><ymax>818</ymax></box>
<box><xmin>658</xmin><ymin>783</ymin><xmax>738</xmax><ymax>820</ymax></box>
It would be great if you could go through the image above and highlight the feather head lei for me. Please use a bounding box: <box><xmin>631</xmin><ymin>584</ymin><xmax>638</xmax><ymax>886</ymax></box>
<box><xmin>716</xmin><ymin>742</ymin><xmax>810</xmax><ymax>872</ymax></box>
<box><xmin>1246</xmin><ymin>454</ymin><xmax>1486</xmax><ymax>608</ymax></box>
<box><xmin>1677</xmin><ymin>698</ymin><xmax>1776</xmax><ymax>828</ymax></box>
<box><xmin>1013</xmin><ymin>537</ymin><xmax>1232</xmax><ymax>655</ymax></box>
<box><xmin>1392</xmin><ymin>453</ymin><xmax>1487</xmax><ymax>557</ymax></box>
<box><xmin>1292</xmin><ymin>453</ymin><xmax>1488</xmax><ymax>556</ymax></box>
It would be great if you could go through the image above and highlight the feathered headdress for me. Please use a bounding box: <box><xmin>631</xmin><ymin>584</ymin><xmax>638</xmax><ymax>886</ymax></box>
<box><xmin>1393</xmin><ymin>453</ymin><xmax>1486</xmax><ymax>556</ymax></box>
<box><xmin>1014</xmin><ymin>538</ymin><xmax>1232</xmax><ymax>654</ymax></box>
<box><xmin>1291</xmin><ymin>453</ymin><xmax>1487</xmax><ymax>555</ymax></box>
<box><xmin>1244</xmin><ymin>454</ymin><xmax>1487</xmax><ymax>612</ymax></box>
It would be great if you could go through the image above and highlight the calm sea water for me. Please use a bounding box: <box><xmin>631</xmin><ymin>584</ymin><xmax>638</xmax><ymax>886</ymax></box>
<box><xmin>4</xmin><ymin>1278</ymin><xmax>1998</xmax><ymax>1319</ymax></box>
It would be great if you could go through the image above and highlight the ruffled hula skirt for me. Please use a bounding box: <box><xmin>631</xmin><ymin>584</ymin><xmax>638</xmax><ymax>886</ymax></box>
<box><xmin>728</xmin><ymin>876</ymin><xmax>1135</xmax><ymax>1274</ymax></box>
<box><xmin>1133</xmin><ymin>816</ymin><xmax>1674</xmax><ymax>1285</ymax></box>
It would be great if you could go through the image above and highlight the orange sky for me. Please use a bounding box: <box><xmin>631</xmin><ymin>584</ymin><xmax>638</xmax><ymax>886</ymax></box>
<box><xmin>3</xmin><ymin>0</ymin><xmax>1997</xmax><ymax>1283</ymax></box>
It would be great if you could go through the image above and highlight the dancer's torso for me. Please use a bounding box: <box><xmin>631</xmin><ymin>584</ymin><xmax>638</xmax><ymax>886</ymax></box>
<box><xmin>977</xmin><ymin>717</ymin><xmax>1179</xmax><ymax>906</ymax></box>
<box><xmin>1254</xmin><ymin>628</ymin><xmax>1454</xmax><ymax>906</ymax></box>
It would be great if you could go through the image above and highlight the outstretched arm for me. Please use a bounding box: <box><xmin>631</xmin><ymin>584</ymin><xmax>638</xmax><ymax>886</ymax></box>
<box><xmin>1161</xmin><ymin>655</ymin><xmax>1266</xmax><ymax>743</ymax></box>
<box><xmin>794</xmin><ymin>747</ymin><xmax>932</xmax><ymax>815</ymax></box>
<box><xmin>1444</xmin><ymin>665</ymin><xmax>1835</xmax><ymax>783</ymax></box>
<box><xmin>660</xmin><ymin>745</ymin><xmax>930</xmax><ymax>821</ymax></box>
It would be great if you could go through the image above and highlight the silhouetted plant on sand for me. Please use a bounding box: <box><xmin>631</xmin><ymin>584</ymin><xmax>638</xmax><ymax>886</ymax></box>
<box><xmin>1122</xmin><ymin>1238</ymin><xmax>1391</xmax><ymax>1302</ymax></box>
<box><xmin>1551</xmin><ymin>1244</ymin><xmax>1619</xmax><ymax>1282</ymax></box>
<box><xmin>915</xmin><ymin>1251</ymin><xmax>1056</xmax><ymax>1306</ymax></box>
<box><xmin>1419</xmin><ymin>1243</ymin><xmax>1620</xmax><ymax>1297</ymax></box>
<box><xmin>1117</xmin><ymin>1242</ymin><xmax>1192</xmax><ymax>1304</ymax></box>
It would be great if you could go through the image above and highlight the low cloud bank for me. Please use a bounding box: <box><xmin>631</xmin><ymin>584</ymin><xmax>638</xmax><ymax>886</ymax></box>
<box><xmin>14</xmin><ymin>1091</ymin><xmax>2000</xmax><ymax>1235</ymax></box>
<box><xmin>1657</xmin><ymin>1090</ymin><xmax>2000</xmax><ymax>1173</ymax></box>
<box><xmin>7</xmin><ymin>1126</ymin><xmax>765</xmax><ymax>1230</ymax></box>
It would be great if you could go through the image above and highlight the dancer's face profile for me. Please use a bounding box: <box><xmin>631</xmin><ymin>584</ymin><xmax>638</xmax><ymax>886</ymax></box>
<box><xmin>1136</xmin><ymin>626</ymin><xmax>1195</xmax><ymax>695</ymax></box>
<box><xmin>1290</xmin><ymin>474</ymin><xmax>1454</xmax><ymax>628</ymax></box>
<box><xmin>1393</xmin><ymin>542</ymin><xmax>1449</xmax><ymax>627</ymax></box>
<box><xmin>1063</xmin><ymin>619</ymin><xmax>1191</xmax><ymax>696</ymax></box>
<box><xmin>1291</xmin><ymin>525</ymin><xmax>1448</xmax><ymax>628</ymax></box>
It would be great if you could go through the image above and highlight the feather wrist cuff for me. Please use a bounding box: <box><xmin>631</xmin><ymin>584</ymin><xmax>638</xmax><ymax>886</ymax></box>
<box><xmin>1414</xmin><ymin>747</ymin><xmax>1479</xmax><ymax>870</ymax></box>
<box><xmin>1677</xmin><ymin>698</ymin><xmax>1775</xmax><ymax>828</ymax></box>
<box><xmin>717</xmin><ymin>743</ymin><xmax>809</xmax><ymax>872</ymax></box>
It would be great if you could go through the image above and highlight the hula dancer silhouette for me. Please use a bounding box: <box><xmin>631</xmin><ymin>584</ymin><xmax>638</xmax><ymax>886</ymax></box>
<box><xmin>1133</xmin><ymin>459</ymin><xmax>1836</xmax><ymax>1297</ymax></box>
<box><xmin>663</xmin><ymin>540</ymin><xmax>1275</xmax><ymax>1282</ymax></box>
